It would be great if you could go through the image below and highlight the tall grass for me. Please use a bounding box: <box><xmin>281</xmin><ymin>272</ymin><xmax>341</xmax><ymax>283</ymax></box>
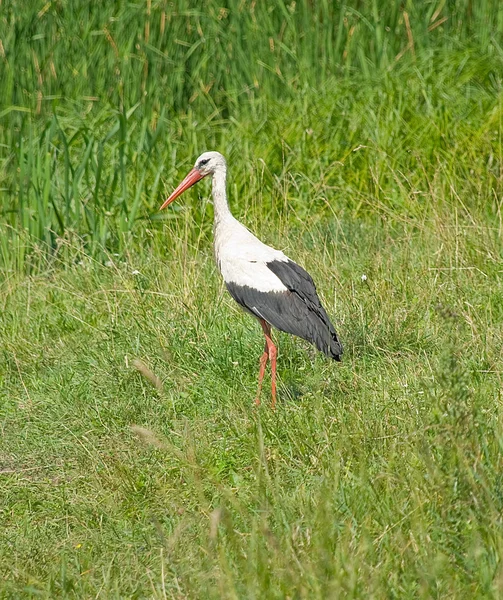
<box><xmin>1</xmin><ymin>1</ymin><xmax>503</xmax><ymax>270</ymax></box>
<box><xmin>1</xmin><ymin>0</ymin><xmax>502</xmax><ymax>112</ymax></box>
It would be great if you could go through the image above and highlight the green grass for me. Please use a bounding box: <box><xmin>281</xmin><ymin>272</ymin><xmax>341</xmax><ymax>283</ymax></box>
<box><xmin>1</xmin><ymin>1</ymin><xmax>503</xmax><ymax>598</ymax></box>
<box><xmin>1</xmin><ymin>215</ymin><xmax>502</xmax><ymax>597</ymax></box>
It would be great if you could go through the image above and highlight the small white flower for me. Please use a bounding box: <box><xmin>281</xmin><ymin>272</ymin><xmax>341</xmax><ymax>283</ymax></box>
<box><xmin>132</xmin><ymin>269</ymin><xmax>141</xmax><ymax>275</ymax></box>
<box><xmin>361</xmin><ymin>274</ymin><xmax>367</xmax><ymax>282</ymax></box>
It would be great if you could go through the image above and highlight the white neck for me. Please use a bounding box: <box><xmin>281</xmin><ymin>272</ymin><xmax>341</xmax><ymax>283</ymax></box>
<box><xmin>211</xmin><ymin>165</ymin><xmax>233</xmax><ymax>225</ymax></box>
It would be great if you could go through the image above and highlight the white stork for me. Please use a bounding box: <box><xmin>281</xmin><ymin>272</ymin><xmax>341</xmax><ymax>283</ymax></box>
<box><xmin>160</xmin><ymin>151</ymin><xmax>342</xmax><ymax>408</ymax></box>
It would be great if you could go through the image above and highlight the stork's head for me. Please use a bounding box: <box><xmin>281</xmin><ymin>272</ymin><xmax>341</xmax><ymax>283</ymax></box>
<box><xmin>160</xmin><ymin>151</ymin><xmax>226</xmax><ymax>210</ymax></box>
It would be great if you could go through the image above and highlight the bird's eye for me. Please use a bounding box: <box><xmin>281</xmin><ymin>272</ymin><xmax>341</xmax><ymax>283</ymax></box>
<box><xmin>199</xmin><ymin>158</ymin><xmax>210</xmax><ymax>167</ymax></box>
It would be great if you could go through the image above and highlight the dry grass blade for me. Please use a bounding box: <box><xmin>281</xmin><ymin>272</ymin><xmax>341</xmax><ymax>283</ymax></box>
<box><xmin>130</xmin><ymin>425</ymin><xmax>166</xmax><ymax>449</ymax></box>
<box><xmin>209</xmin><ymin>507</ymin><xmax>223</xmax><ymax>541</ymax></box>
<box><xmin>132</xmin><ymin>358</ymin><xmax>163</xmax><ymax>391</ymax></box>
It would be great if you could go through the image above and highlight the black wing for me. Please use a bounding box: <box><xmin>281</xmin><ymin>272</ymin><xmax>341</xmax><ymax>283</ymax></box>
<box><xmin>226</xmin><ymin>259</ymin><xmax>342</xmax><ymax>360</ymax></box>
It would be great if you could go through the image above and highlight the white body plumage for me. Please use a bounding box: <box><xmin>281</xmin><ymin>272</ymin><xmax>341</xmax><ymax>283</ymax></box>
<box><xmin>159</xmin><ymin>150</ymin><xmax>343</xmax><ymax>407</ymax></box>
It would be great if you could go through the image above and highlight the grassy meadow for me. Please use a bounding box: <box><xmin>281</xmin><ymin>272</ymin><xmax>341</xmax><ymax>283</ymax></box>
<box><xmin>1</xmin><ymin>1</ymin><xmax>503</xmax><ymax>597</ymax></box>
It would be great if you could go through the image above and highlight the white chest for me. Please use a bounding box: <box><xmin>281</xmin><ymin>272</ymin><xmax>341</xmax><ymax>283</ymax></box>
<box><xmin>213</xmin><ymin>218</ymin><xmax>288</xmax><ymax>293</ymax></box>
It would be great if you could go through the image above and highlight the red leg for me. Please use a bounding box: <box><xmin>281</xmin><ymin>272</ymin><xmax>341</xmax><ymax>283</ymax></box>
<box><xmin>259</xmin><ymin>319</ymin><xmax>278</xmax><ymax>409</ymax></box>
<box><xmin>270</xmin><ymin>343</ymin><xmax>277</xmax><ymax>409</ymax></box>
<box><xmin>255</xmin><ymin>340</ymin><xmax>269</xmax><ymax>405</ymax></box>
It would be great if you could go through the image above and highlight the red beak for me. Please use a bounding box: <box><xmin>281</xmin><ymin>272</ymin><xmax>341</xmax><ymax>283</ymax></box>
<box><xmin>159</xmin><ymin>168</ymin><xmax>204</xmax><ymax>210</ymax></box>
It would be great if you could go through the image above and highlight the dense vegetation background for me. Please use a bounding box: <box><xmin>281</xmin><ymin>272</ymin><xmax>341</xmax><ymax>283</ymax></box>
<box><xmin>1</xmin><ymin>1</ymin><xmax>503</xmax><ymax>597</ymax></box>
